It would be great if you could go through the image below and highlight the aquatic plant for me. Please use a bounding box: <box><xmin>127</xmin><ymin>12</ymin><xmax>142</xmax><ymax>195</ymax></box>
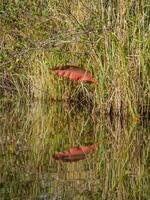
<box><xmin>0</xmin><ymin>0</ymin><xmax>149</xmax><ymax>117</ymax></box>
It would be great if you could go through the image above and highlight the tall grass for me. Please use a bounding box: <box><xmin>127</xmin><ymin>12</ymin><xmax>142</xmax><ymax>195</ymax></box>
<box><xmin>0</xmin><ymin>0</ymin><xmax>149</xmax><ymax>117</ymax></box>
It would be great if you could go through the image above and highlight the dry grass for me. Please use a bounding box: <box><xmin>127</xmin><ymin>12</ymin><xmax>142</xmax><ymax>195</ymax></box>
<box><xmin>0</xmin><ymin>0</ymin><xmax>149</xmax><ymax>117</ymax></box>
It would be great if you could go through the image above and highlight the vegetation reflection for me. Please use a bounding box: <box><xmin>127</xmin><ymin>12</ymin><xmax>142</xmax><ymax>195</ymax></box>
<box><xmin>0</xmin><ymin>102</ymin><xmax>149</xmax><ymax>200</ymax></box>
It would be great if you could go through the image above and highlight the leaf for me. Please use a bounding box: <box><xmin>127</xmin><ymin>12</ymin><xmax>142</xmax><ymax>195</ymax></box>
<box><xmin>53</xmin><ymin>144</ymin><xmax>97</xmax><ymax>162</ymax></box>
<box><xmin>50</xmin><ymin>65</ymin><xmax>98</xmax><ymax>84</ymax></box>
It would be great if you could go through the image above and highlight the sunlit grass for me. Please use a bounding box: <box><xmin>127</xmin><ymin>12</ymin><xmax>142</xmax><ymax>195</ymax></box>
<box><xmin>0</xmin><ymin>0</ymin><xmax>149</xmax><ymax>118</ymax></box>
<box><xmin>0</xmin><ymin>1</ymin><xmax>149</xmax><ymax>199</ymax></box>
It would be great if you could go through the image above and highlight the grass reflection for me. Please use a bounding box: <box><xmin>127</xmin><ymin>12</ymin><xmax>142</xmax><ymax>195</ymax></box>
<box><xmin>0</xmin><ymin>102</ymin><xmax>149</xmax><ymax>200</ymax></box>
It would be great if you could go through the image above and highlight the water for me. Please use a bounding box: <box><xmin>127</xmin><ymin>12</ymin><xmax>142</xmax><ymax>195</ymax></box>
<box><xmin>0</xmin><ymin>101</ymin><xmax>149</xmax><ymax>200</ymax></box>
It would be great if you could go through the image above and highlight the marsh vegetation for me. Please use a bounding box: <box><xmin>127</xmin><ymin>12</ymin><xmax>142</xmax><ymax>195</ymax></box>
<box><xmin>0</xmin><ymin>0</ymin><xmax>149</xmax><ymax>116</ymax></box>
<box><xmin>0</xmin><ymin>1</ymin><xmax>150</xmax><ymax>199</ymax></box>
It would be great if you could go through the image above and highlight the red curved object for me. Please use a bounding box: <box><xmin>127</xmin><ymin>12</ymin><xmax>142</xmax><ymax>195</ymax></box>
<box><xmin>50</xmin><ymin>65</ymin><xmax>98</xmax><ymax>84</ymax></box>
<box><xmin>53</xmin><ymin>144</ymin><xmax>97</xmax><ymax>162</ymax></box>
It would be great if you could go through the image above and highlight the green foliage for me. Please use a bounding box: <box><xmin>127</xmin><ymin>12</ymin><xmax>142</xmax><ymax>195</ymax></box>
<box><xmin>0</xmin><ymin>0</ymin><xmax>149</xmax><ymax>117</ymax></box>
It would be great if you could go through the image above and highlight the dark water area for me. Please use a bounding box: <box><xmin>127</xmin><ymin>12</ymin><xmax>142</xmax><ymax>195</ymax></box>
<box><xmin>0</xmin><ymin>102</ymin><xmax>149</xmax><ymax>200</ymax></box>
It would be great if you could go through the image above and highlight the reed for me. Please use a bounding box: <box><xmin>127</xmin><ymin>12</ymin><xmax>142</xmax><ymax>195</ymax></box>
<box><xmin>0</xmin><ymin>0</ymin><xmax>149</xmax><ymax>117</ymax></box>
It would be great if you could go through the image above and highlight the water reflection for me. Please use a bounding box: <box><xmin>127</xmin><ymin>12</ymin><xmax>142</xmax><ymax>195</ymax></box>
<box><xmin>0</xmin><ymin>101</ymin><xmax>149</xmax><ymax>200</ymax></box>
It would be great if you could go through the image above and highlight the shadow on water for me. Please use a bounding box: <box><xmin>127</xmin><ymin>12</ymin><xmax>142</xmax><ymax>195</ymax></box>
<box><xmin>0</xmin><ymin>101</ymin><xmax>149</xmax><ymax>200</ymax></box>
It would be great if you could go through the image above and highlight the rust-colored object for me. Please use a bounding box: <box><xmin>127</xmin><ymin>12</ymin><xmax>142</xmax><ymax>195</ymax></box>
<box><xmin>53</xmin><ymin>144</ymin><xmax>97</xmax><ymax>162</ymax></box>
<box><xmin>50</xmin><ymin>65</ymin><xmax>98</xmax><ymax>84</ymax></box>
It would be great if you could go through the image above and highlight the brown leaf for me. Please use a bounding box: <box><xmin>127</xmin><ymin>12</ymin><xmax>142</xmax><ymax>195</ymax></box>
<box><xmin>53</xmin><ymin>144</ymin><xmax>97</xmax><ymax>162</ymax></box>
<box><xmin>50</xmin><ymin>65</ymin><xmax>98</xmax><ymax>84</ymax></box>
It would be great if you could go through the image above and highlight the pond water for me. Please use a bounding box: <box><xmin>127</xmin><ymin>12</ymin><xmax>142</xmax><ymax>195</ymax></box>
<box><xmin>0</xmin><ymin>101</ymin><xmax>149</xmax><ymax>200</ymax></box>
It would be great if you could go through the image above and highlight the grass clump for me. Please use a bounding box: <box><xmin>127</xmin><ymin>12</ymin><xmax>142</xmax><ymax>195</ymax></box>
<box><xmin>0</xmin><ymin>0</ymin><xmax>149</xmax><ymax>117</ymax></box>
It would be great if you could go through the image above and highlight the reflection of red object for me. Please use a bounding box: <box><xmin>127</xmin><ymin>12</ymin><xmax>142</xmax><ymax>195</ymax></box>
<box><xmin>53</xmin><ymin>144</ymin><xmax>97</xmax><ymax>162</ymax></box>
<box><xmin>50</xmin><ymin>65</ymin><xmax>98</xmax><ymax>84</ymax></box>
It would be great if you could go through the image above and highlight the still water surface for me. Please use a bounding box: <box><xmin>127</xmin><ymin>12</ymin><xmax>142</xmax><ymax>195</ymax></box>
<box><xmin>0</xmin><ymin>102</ymin><xmax>149</xmax><ymax>200</ymax></box>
